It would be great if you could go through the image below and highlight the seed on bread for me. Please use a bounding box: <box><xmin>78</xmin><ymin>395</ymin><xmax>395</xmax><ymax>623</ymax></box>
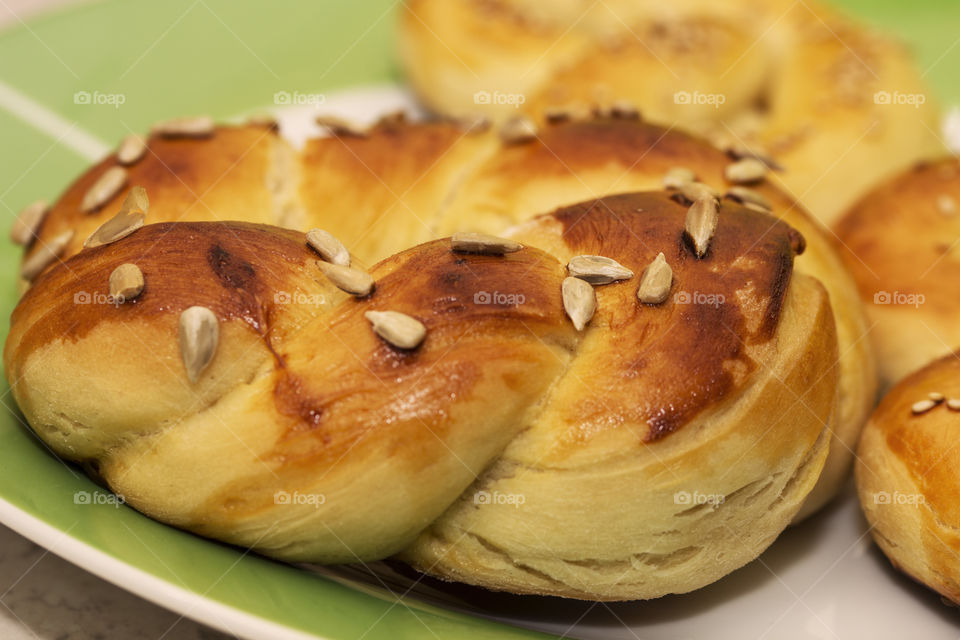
<box><xmin>726</xmin><ymin>186</ymin><xmax>772</xmax><ymax>212</ymax></box>
<box><xmin>109</xmin><ymin>263</ymin><xmax>144</xmax><ymax>301</ymax></box>
<box><xmin>451</xmin><ymin>232</ymin><xmax>522</xmax><ymax>255</ymax></box>
<box><xmin>179</xmin><ymin>306</ymin><xmax>219</xmax><ymax>383</ymax></box>
<box><xmin>562</xmin><ymin>276</ymin><xmax>596</xmax><ymax>331</ymax></box>
<box><xmin>929</xmin><ymin>392</ymin><xmax>945</xmax><ymax>403</ymax></box>
<box><xmin>499</xmin><ymin>116</ymin><xmax>538</xmax><ymax>144</ymax></box>
<box><xmin>317</xmin><ymin>261</ymin><xmax>374</xmax><ymax>296</ymax></box>
<box><xmin>947</xmin><ymin>399</ymin><xmax>960</xmax><ymax>411</ymax></box>
<box><xmin>567</xmin><ymin>255</ymin><xmax>633</xmax><ymax>285</ymax></box>
<box><xmin>685</xmin><ymin>196</ymin><xmax>719</xmax><ymax>258</ymax></box>
<box><xmin>81</xmin><ymin>166</ymin><xmax>128</xmax><ymax>213</ymax></box>
<box><xmin>10</xmin><ymin>200</ymin><xmax>49</xmax><ymax>246</ymax></box>
<box><xmin>20</xmin><ymin>229</ymin><xmax>73</xmax><ymax>281</ymax></box>
<box><xmin>724</xmin><ymin>158</ymin><xmax>767</xmax><ymax>184</ymax></box>
<box><xmin>151</xmin><ymin>116</ymin><xmax>215</xmax><ymax>138</ymax></box>
<box><xmin>912</xmin><ymin>399</ymin><xmax>938</xmax><ymax>415</ymax></box>
<box><xmin>637</xmin><ymin>253</ymin><xmax>673</xmax><ymax>304</ymax></box>
<box><xmin>84</xmin><ymin>186</ymin><xmax>148</xmax><ymax>248</ymax></box>
<box><xmin>610</xmin><ymin>100</ymin><xmax>640</xmax><ymax>120</ymax></box>
<box><xmin>306</xmin><ymin>228</ymin><xmax>350</xmax><ymax>266</ymax></box>
<box><xmin>316</xmin><ymin>115</ymin><xmax>367</xmax><ymax>137</ymax></box>
<box><xmin>679</xmin><ymin>181</ymin><xmax>720</xmax><ymax>204</ymax></box>
<box><xmin>663</xmin><ymin>167</ymin><xmax>696</xmax><ymax>190</ymax></box>
<box><xmin>365</xmin><ymin>310</ymin><xmax>426</xmax><ymax>349</ymax></box>
<box><xmin>116</xmin><ymin>135</ymin><xmax>147</xmax><ymax>165</ymax></box>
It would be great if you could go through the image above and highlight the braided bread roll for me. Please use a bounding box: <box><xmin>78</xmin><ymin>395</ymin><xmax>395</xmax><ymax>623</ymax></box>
<box><xmin>397</xmin><ymin>0</ymin><xmax>943</xmax><ymax>225</ymax></box>
<box><xmin>7</xmin><ymin>116</ymin><xmax>872</xmax><ymax>597</ymax></box>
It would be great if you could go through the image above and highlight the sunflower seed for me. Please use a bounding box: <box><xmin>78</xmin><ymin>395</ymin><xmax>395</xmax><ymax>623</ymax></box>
<box><xmin>724</xmin><ymin>158</ymin><xmax>767</xmax><ymax>184</ymax></box>
<box><xmin>929</xmin><ymin>392</ymin><xmax>945</xmax><ymax>403</ymax></box>
<box><xmin>306</xmin><ymin>228</ymin><xmax>350</xmax><ymax>266</ymax></box>
<box><xmin>81</xmin><ymin>166</ymin><xmax>128</xmax><ymax>213</ymax></box>
<box><xmin>364</xmin><ymin>310</ymin><xmax>426</xmax><ymax>349</ymax></box>
<box><xmin>20</xmin><ymin>229</ymin><xmax>73</xmax><ymax>281</ymax></box>
<box><xmin>663</xmin><ymin>167</ymin><xmax>696</xmax><ymax>190</ymax></box>
<box><xmin>679</xmin><ymin>181</ymin><xmax>720</xmax><ymax>204</ymax></box>
<box><xmin>84</xmin><ymin>186</ymin><xmax>148</xmax><ymax>248</ymax></box>
<box><xmin>151</xmin><ymin>116</ymin><xmax>215</xmax><ymax>138</ymax></box>
<box><xmin>109</xmin><ymin>263</ymin><xmax>144</xmax><ymax>302</ymax></box>
<box><xmin>562</xmin><ymin>276</ymin><xmax>596</xmax><ymax>331</ymax></box>
<box><xmin>726</xmin><ymin>186</ymin><xmax>772</xmax><ymax>211</ymax></box>
<box><xmin>316</xmin><ymin>115</ymin><xmax>367</xmax><ymax>137</ymax></box>
<box><xmin>567</xmin><ymin>255</ymin><xmax>633</xmax><ymax>285</ymax></box>
<box><xmin>912</xmin><ymin>399</ymin><xmax>938</xmax><ymax>415</ymax></box>
<box><xmin>499</xmin><ymin>116</ymin><xmax>538</xmax><ymax>144</ymax></box>
<box><xmin>637</xmin><ymin>253</ymin><xmax>673</xmax><ymax>304</ymax></box>
<box><xmin>317</xmin><ymin>261</ymin><xmax>373</xmax><ymax>296</ymax></box>
<box><xmin>947</xmin><ymin>399</ymin><xmax>960</xmax><ymax>411</ymax></box>
<box><xmin>685</xmin><ymin>196</ymin><xmax>719</xmax><ymax>258</ymax></box>
<box><xmin>451</xmin><ymin>232</ymin><xmax>522</xmax><ymax>255</ymax></box>
<box><xmin>610</xmin><ymin>100</ymin><xmax>640</xmax><ymax>120</ymax></box>
<box><xmin>10</xmin><ymin>200</ymin><xmax>49</xmax><ymax>246</ymax></box>
<box><xmin>179</xmin><ymin>306</ymin><xmax>219</xmax><ymax>383</ymax></box>
<box><xmin>116</xmin><ymin>134</ymin><xmax>147</xmax><ymax>165</ymax></box>
<box><xmin>937</xmin><ymin>195</ymin><xmax>957</xmax><ymax>217</ymax></box>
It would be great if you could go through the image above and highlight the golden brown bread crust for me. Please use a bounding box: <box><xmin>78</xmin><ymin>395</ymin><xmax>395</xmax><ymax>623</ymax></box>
<box><xmin>856</xmin><ymin>353</ymin><xmax>960</xmax><ymax>604</ymax></box>
<box><xmin>17</xmin><ymin>116</ymin><xmax>872</xmax><ymax>520</ymax></box>
<box><xmin>834</xmin><ymin>157</ymin><xmax>960</xmax><ymax>388</ymax></box>
<box><xmin>6</xmin><ymin>192</ymin><xmax>837</xmax><ymax>599</ymax></box>
<box><xmin>397</xmin><ymin>0</ymin><xmax>944</xmax><ymax>224</ymax></box>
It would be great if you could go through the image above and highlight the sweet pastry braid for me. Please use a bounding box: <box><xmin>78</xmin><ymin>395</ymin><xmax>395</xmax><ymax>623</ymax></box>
<box><xmin>397</xmin><ymin>0</ymin><xmax>943</xmax><ymax>225</ymax></box>
<box><xmin>6</xmin><ymin>114</ymin><xmax>873</xmax><ymax>598</ymax></box>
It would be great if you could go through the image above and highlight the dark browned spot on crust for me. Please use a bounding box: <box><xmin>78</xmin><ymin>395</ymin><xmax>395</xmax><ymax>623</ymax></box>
<box><xmin>547</xmin><ymin>192</ymin><xmax>802</xmax><ymax>441</ymax></box>
<box><xmin>207</xmin><ymin>244</ymin><xmax>256</xmax><ymax>290</ymax></box>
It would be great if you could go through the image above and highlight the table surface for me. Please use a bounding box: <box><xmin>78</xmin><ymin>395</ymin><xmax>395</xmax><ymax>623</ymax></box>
<box><xmin>0</xmin><ymin>6</ymin><xmax>227</xmax><ymax>640</ymax></box>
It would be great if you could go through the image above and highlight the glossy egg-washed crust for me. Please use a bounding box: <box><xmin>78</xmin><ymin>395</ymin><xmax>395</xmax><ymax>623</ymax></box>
<box><xmin>856</xmin><ymin>354</ymin><xmax>960</xmax><ymax>604</ymax></box>
<box><xmin>6</xmin><ymin>191</ymin><xmax>838</xmax><ymax>600</ymax></box>
<box><xmin>397</xmin><ymin>0</ymin><xmax>943</xmax><ymax>224</ymax></box>
<box><xmin>15</xmin><ymin>118</ymin><xmax>876</xmax><ymax>522</ymax></box>
<box><xmin>834</xmin><ymin>157</ymin><xmax>960</xmax><ymax>388</ymax></box>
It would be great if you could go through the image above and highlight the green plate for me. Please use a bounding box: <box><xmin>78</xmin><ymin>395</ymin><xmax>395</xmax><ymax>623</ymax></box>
<box><xmin>0</xmin><ymin>1</ymin><xmax>957</xmax><ymax>639</ymax></box>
